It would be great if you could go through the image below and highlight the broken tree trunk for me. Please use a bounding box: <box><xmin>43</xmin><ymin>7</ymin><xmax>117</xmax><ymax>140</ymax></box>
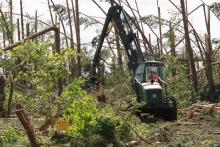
<box><xmin>180</xmin><ymin>0</ymin><xmax>198</xmax><ymax>93</ymax></box>
<box><xmin>0</xmin><ymin>74</ymin><xmax>6</xmax><ymax>117</ymax></box>
<box><xmin>15</xmin><ymin>104</ymin><xmax>40</xmax><ymax>147</ymax></box>
<box><xmin>205</xmin><ymin>34</ymin><xmax>215</xmax><ymax>102</ymax></box>
<box><xmin>9</xmin><ymin>0</ymin><xmax>14</xmax><ymax>44</ymax></box>
<box><xmin>169</xmin><ymin>21</ymin><xmax>176</xmax><ymax>76</ymax></box>
<box><xmin>75</xmin><ymin>0</ymin><xmax>81</xmax><ymax>76</ymax></box>
<box><xmin>20</xmin><ymin>0</ymin><xmax>25</xmax><ymax>40</ymax></box>
<box><xmin>204</xmin><ymin>7</ymin><xmax>215</xmax><ymax>102</ymax></box>
<box><xmin>157</xmin><ymin>0</ymin><xmax>163</xmax><ymax>54</ymax></box>
<box><xmin>66</xmin><ymin>0</ymin><xmax>77</xmax><ymax>79</ymax></box>
<box><xmin>17</xmin><ymin>18</ymin><xmax>21</xmax><ymax>41</ymax></box>
<box><xmin>7</xmin><ymin>72</ymin><xmax>14</xmax><ymax>117</ymax></box>
<box><xmin>54</xmin><ymin>27</ymin><xmax>63</xmax><ymax>96</ymax></box>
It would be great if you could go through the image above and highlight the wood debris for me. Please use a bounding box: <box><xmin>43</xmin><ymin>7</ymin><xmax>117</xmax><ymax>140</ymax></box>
<box><xmin>181</xmin><ymin>103</ymin><xmax>220</xmax><ymax>118</ymax></box>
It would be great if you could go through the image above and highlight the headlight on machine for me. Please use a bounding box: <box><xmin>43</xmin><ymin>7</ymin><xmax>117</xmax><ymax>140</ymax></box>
<box><xmin>152</xmin><ymin>94</ymin><xmax>157</xmax><ymax>98</ymax></box>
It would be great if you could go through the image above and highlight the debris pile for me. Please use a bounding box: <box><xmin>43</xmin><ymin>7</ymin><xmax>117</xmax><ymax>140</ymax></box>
<box><xmin>182</xmin><ymin>103</ymin><xmax>220</xmax><ymax>118</ymax></box>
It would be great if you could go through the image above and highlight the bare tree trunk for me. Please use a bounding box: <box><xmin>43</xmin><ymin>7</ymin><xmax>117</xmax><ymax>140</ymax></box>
<box><xmin>70</xmin><ymin>0</ymin><xmax>78</xmax><ymax>79</ymax></box>
<box><xmin>34</xmin><ymin>10</ymin><xmax>38</xmax><ymax>33</ymax></box>
<box><xmin>26</xmin><ymin>23</ymin><xmax>30</xmax><ymax>37</ymax></box>
<box><xmin>17</xmin><ymin>18</ymin><xmax>21</xmax><ymax>41</ymax></box>
<box><xmin>180</xmin><ymin>0</ymin><xmax>198</xmax><ymax>93</ymax></box>
<box><xmin>0</xmin><ymin>8</ymin><xmax>13</xmax><ymax>44</ymax></box>
<box><xmin>48</xmin><ymin>0</ymin><xmax>55</xmax><ymax>26</ymax></box>
<box><xmin>204</xmin><ymin>7</ymin><xmax>215</xmax><ymax>102</ymax></box>
<box><xmin>66</xmin><ymin>0</ymin><xmax>77</xmax><ymax>78</ymax></box>
<box><xmin>20</xmin><ymin>0</ymin><xmax>25</xmax><ymax>39</ymax></box>
<box><xmin>157</xmin><ymin>0</ymin><xmax>163</xmax><ymax>54</ymax></box>
<box><xmin>157</xmin><ymin>38</ymin><xmax>160</xmax><ymax>55</ymax></box>
<box><xmin>50</xmin><ymin>0</ymin><xmax>69</xmax><ymax>47</ymax></box>
<box><xmin>169</xmin><ymin>21</ymin><xmax>176</xmax><ymax>76</ymax></box>
<box><xmin>9</xmin><ymin>0</ymin><xmax>14</xmax><ymax>44</ymax></box>
<box><xmin>66</xmin><ymin>0</ymin><xmax>74</xmax><ymax>47</ymax></box>
<box><xmin>54</xmin><ymin>27</ymin><xmax>63</xmax><ymax>96</ymax></box>
<box><xmin>7</xmin><ymin>73</ymin><xmax>13</xmax><ymax>117</ymax></box>
<box><xmin>193</xmin><ymin>30</ymin><xmax>205</xmax><ymax>61</ymax></box>
<box><xmin>75</xmin><ymin>0</ymin><xmax>81</xmax><ymax>76</ymax></box>
<box><xmin>4</xmin><ymin>26</ymin><xmax>58</xmax><ymax>51</ymax></box>
<box><xmin>0</xmin><ymin>74</ymin><xmax>6</xmax><ymax>117</ymax></box>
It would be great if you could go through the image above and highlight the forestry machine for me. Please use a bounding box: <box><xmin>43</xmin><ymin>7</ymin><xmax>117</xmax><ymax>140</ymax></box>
<box><xmin>90</xmin><ymin>3</ymin><xmax>177</xmax><ymax>121</ymax></box>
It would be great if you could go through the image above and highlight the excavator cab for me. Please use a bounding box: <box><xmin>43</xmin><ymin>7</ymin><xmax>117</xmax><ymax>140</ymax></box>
<box><xmin>134</xmin><ymin>61</ymin><xmax>164</xmax><ymax>102</ymax></box>
<box><xmin>134</xmin><ymin>61</ymin><xmax>164</xmax><ymax>84</ymax></box>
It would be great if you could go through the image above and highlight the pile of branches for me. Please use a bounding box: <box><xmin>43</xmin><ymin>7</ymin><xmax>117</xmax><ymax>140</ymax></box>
<box><xmin>181</xmin><ymin>103</ymin><xmax>220</xmax><ymax>118</ymax></box>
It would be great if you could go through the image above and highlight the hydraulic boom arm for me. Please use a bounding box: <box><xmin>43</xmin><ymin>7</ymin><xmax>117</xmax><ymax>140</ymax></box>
<box><xmin>91</xmin><ymin>5</ymin><xmax>145</xmax><ymax>77</ymax></box>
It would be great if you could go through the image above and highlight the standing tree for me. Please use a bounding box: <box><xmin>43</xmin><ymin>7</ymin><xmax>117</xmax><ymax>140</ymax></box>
<box><xmin>0</xmin><ymin>70</ymin><xmax>5</xmax><ymax>117</ymax></box>
<box><xmin>75</xmin><ymin>0</ymin><xmax>81</xmax><ymax>76</ymax></box>
<box><xmin>180</xmin><ymin>0</ymin><xmax>198</xmax><ymax>93</ymax></box>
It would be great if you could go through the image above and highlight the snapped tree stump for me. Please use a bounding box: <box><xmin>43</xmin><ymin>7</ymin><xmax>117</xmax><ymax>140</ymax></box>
<box><xmin>15</xmin><ymin>103</ymin><xmax>40</xmax><ymax>147</ymax></box>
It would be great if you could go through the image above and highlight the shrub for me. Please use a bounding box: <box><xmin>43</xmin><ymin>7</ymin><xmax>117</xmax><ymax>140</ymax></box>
<box><xmin>0</xmin><ymin>127</ymin><xmax>25</xmax><ymax>145</ymax></box>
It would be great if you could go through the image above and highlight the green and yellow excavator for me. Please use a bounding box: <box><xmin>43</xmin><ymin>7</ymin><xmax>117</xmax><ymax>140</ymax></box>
<box><xmin>90</xmin><ymin>2</ymin><xmax>177</xmax><ymax>121</ymax></box>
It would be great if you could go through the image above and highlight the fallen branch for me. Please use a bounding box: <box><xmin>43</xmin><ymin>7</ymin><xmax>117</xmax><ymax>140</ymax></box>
<box><xmin>128</xmin><ymin>123</ymin><xmax>150</xmax><ymax>144</ymax></box>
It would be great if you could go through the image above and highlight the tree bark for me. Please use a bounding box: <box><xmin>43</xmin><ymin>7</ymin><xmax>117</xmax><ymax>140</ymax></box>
<box><xmin>75</xmin><ymin>0</ymin><xmax>81</xmax><ymax>76</ymax></box>
<box><xmin>180</xmin><ymin>0</ymin><xmax>198</xmax><ymax>93</ymax></box>
<box><xmin>7</xmin><ymin>73</ymin><xmax>14</xmax><ymax>117</ymax></box>
<box><xmin>26</xmin><ymin>23</ymin><xmax>30</xmax><ymax>37</ymax></box>
<box><xmin>54</xmin><ymin>27</ymin><xmax>63</xmax><ymax>96</ymax></box>
<box><xmin>34</xmin><ymin>10</ymin><xmax>38</xmax><ymax>33</ymax></box>
<box><xmin>205</xmin><ymin>34</ymin><xmax>215</xmax><ymax>102</ymax></box>
<box><xmin>67</xmin><ymin>0</ymin><xmax>77</xmax><ymax>78</ymax></box>
<box><xmin>0</xmin><ymin>8</ymin><xmax>13</xmax><ymax>44</ymax></box>
<box><xmin>17</xmin><ymin>18</ymin><xmax>21</xmax><ymax>41</ymax></box>
<box><xmin>157</xmin><ymin>0</ymin><xmax>163</xmax><ymax>54</ymax></box>
<box><xmin>15</xmin><ymin>104</ymin><xmax>40</xmax><ymax>147</ymax></box>
<box><xmin>50</xmin><ymin>0</ymin><xmax>69</xmax><ymax>47</ymax></box>
<box><xmin>9</xmin><ymin>0</ymin><xmax>14</xmax><ymax>44</ymax></box>
<box><xmin>48</xmin><ymin>0</ymin><xmax>55</xmax><ymax>26</ymax></box>
<box><xmin>20</xmin><ymin>0</ymin><xmax>25</xmax><ymax>39</ymax></box>
<box><xmin>0</xmin><ymin>75</ymin><xmax>6</xmax><ymax>117</ymax></box>
<box><xmin>169</xmin><ymin>21</ymin><xmax>176</xmax><ymax>76</ymax></box>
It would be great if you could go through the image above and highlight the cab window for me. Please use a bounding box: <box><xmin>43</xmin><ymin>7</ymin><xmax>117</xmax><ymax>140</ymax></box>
<box><xmin>135</xmin><ymin>64</ymin><xmax>145</xmax><ymax>82</ymax></box>
<box><xmin>146</xmin><ymin>66</ymin><xmax>158</xmax><ymax>81</ymax></box>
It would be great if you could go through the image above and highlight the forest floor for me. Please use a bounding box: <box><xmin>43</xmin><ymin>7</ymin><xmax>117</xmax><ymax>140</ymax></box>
<box><xmin>0</xmin><ymin>105</ymin><xmax>220</xmax><ymax>146</ymax></box>
<box><xmin>135</xmin><ymin>109</ymin><xmax>220</xmax><ymax>147</ymax></box>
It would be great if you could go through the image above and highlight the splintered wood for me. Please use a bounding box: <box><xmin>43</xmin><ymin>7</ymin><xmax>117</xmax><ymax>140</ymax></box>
<box><xmin>182</xmin><ymin>103</ymin><xmax>220</xmax><ymax>118</ymax></box>
<box><xmin>15</xmin><ymin>103</ymin><xmax>40</xmax><ymax>147</ymax></box>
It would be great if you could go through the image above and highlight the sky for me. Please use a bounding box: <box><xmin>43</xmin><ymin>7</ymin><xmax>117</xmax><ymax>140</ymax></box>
<box><xmin>1</xmin><ymin>0</ymin><xmax>220</xmax><ymax>48</ymax></box>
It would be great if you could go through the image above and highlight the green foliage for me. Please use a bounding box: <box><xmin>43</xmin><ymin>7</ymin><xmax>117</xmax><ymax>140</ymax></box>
<box><xmin>96</xmin><ymin>115</ymin><xmax>117</xmax><ymax>140</ymax></box>
<box><xmin>64</xmin><ymin>95</ymin><xmax>99</xmax><ymax>137</ymax></box>
<box><xmin>62</xmin><ymin>90</ymin><xmax>132</xmax><ymax>146</ymax></box>
<box><xmin>0</xmin><ymin>127</ymin><xmax>25</xmax><ymax>145</ymax></box>
<box><xmin>3</xmin><ymin>40</ymin><xmax>76</xmax><ymax>115</ymax></box>
<box><xmin>201</xmin><ymin>136</ymin><xmax>215</xmax><ymax>146</ymax></box>
<box><xmin>117</xmin><ymin>119</ymin><xmax>132</xmax><ymax>141</ymax></box>
<box><xmin>104</xmin><ymin>68</ymin><xmax>135</xmax><ymax>107</ymax></box>
<box><xmin>54</xmin><ymin>77</ymin><xmax>88</xmax><ymax>113</ymax></box>
<box><xmin>163</xmin><ymin>56</ymin><xmax>194</xmax><ymax>108</ymax></box>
